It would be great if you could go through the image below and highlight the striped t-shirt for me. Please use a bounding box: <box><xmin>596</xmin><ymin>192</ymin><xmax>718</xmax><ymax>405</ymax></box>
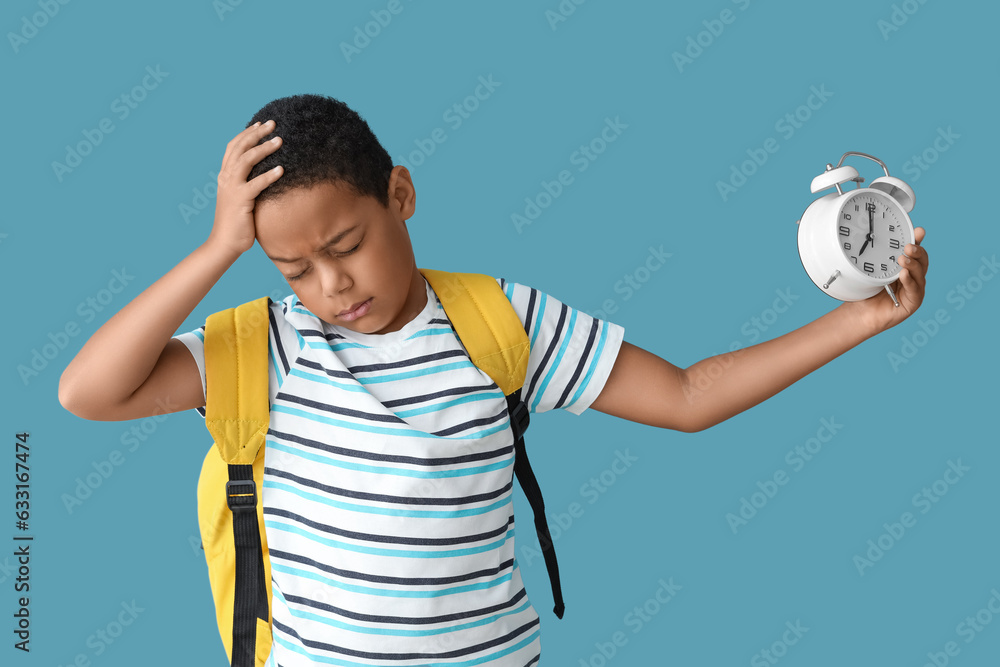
<box><xmin>174</xmin><ymin>274</ymin><xmax>625</xmax><ymax>666</ymax></box>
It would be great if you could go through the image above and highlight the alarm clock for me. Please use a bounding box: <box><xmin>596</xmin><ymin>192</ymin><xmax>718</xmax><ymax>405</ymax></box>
<box><xmin>795</xmin><ymin>151</ymin><xmax>916</xmax><ymax>307</ymax></box>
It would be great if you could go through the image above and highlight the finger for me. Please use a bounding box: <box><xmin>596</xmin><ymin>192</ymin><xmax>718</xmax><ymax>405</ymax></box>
<box><xmin>231</xmin><ymin>119</ymin><xmax>275</xmax><ymax>157</ymax></box>
<box><xmin>913</xmin><ymin>226</ymin><xmax>925</xmax><ymax>245</ymax></box>
<box><xmin>903</xmin><ymin>239</ymin><xmax>929</xmax><ymax>275</ymax></box>
<box><xmin>238</xmin><ymin>134</ymin><xmax>282</xmax><ymax>171</ymax></box>
<box><xmin>898</xmin><ymin>252</ymin><xmax>926</xmax><ymax>292</ymax></box>
<box><xmin>245</xmin><ymin>119</ymin><xmax>277</xmax><ymax>149</ymax></box>
<box><xmin>225</xmin><ymin>120</ymin><xmax>264</xmax><ymax>153</ymax></box>
<box><xmin>909</xmin><ymin>255</ymin><xmax>926</xmax><ymax>291</ymax></box>
<box><xmin>228</xmin><ymin>123</ymin><xmax>281</xmax><ymax>179</ymax></box>
<box><xmin>248</xmin><ymin>164</ymin><xmax>284</xmax><ymax>197</ymax></box>
<box><xmin>896</xmin><ymin>267</ymin><xmax>922</xmax><ymax>312</ymax></box>
<box><xmin>222</xmin><ymin>121</ymin><xmax>267</xmax><ymax>172</ymax></box>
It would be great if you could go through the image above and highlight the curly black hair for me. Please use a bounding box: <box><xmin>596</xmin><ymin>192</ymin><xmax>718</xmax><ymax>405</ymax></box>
<box><xmin>245</xmin><ymin>93</ymin><xmax>394</xmax><ymax>207</ymax></box>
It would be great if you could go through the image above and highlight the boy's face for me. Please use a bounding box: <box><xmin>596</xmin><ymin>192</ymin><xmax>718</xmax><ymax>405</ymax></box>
<box><xmin>254</xmin><ymin>165</ymin><xmax>426</xmax><ymax>335</ymax></box>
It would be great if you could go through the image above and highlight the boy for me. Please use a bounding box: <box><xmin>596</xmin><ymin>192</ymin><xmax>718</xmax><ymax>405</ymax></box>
<box><xmin>58</xmin><ymin>94</ymin><xmax>929</xmax><ymax>666</ymax></box>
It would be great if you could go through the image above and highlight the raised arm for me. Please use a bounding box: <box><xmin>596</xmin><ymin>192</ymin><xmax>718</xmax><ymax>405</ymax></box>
<box><xmin>589</xmin><ymin>230</ymin><xmax>928</xmax><ymax>432</ymax></box>
<box><xmin>58</xmin><ymin>120</ymin><xmax>285</xmax><ymax>421</ymax></box>
<box><xmin>58</xmin><ymin>240</ymin><xmax>241</xmax><ymax>421</ymax></box>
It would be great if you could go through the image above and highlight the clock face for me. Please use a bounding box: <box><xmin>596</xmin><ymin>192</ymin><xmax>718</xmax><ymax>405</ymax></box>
<box><xmin>837</xmin><ymin>191</ymin><xmax>911</xmax><ymax>280</ymax></box>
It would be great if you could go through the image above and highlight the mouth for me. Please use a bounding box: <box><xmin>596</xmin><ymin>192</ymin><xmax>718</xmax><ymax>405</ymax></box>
<box><xmin>337</xmin><ymin>297</ymin><xmax>372</xmax><ymax>321</ymax></box>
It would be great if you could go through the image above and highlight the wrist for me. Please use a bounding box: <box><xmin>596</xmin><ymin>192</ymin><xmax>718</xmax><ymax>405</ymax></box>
<box><xmin>838</xmin><ymin>300</ymin><xmax>882</xmax><ymax>340</ymax></box>
<box><xmin>202</xmin><ymin>235</ymin><xmax>245</xmax><ymax>265</ymax></box>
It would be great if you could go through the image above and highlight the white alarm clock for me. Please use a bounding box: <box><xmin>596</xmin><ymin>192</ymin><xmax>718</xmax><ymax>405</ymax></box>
<box><xmin>796</xmin><ymin>151</ymin><xmax>916</xmax><ymax>307</ymax></box>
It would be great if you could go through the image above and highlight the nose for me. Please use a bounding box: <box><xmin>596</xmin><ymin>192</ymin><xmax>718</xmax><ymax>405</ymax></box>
<box><xmin>315</xmin><ymin>259</ymin><xmax>352</xmax><ymax>297</ymax></box>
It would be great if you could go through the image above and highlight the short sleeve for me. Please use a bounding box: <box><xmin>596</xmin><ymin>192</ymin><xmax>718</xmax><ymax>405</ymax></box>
<box><xmin>173</xmin><ymin>326</ymin><xmax>207</xmax><ymax>418</ymax></box>
<box><xmin>171</xmin><ymin>299</ymin><xmax>299</xmax><ymax>419</ymax></box>
<box><xmin>497</xmin><ymin>278</ymin><xmax>625</xmax><ymax>416</ymax></box>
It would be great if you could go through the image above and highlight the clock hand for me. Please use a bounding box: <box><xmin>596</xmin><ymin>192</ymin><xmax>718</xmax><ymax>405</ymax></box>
<box><xmin>859</xmin><ymin>205</ymin><xmax>875</xmax><ymax>256</ymax></box>
<box><xmin>869</xmin><ymin>206</ymin><xmax>875</xmax><ymax>248</ymax></box>
<box><xmin>858</xmin><ymin>235</ymin><xmax>870</xmax><ymax>256</ymax></box>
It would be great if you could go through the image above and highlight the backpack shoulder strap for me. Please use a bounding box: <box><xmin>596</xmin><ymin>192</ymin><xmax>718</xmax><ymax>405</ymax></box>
<box><xmin>418</xmin><ymin>268</ymin><xmax>566</xmax><ymax>619</ymax></box>
<box><xmin>205</xmin><ymin>296</ymin><xmax>271</xmax><ymax>465</ymax></box>
<box><xmin>418</xmin><ymin>269</ymin><xmax>529</xmax><ymax>394</ymax></box>
<box><xmin>204</xmin><ymin>295</ymin><xmax>273</xmax><ymax>666</ymax></box>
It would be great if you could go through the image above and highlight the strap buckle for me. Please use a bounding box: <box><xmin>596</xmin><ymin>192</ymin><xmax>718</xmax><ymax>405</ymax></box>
<box><xmin>226</xmin><ymin>479</ymin><xmax>257</xmax><ymax>513</ymax></box>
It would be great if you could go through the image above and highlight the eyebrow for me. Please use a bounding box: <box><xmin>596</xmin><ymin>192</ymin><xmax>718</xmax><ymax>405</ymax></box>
<box><xmin>265</xmin><ymin>224</ymin><xmax>361</xmax><ymax>263</ymax></box>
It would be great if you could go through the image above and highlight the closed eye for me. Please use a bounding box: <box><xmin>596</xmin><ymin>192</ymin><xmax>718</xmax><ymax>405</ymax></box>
<box><xmin>286</xmin><ymin>241</ymin><xmax>362</xmax><ymax>281</ymax></box>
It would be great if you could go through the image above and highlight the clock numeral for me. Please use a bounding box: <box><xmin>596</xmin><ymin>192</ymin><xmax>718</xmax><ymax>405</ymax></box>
<box><xmin>843</xmin><ymin>242</ymin><xmax>851</xmax><ymax>250</ymax></box>
<box><xmin>839</xmin><ymin>225</ymin><xmax>851</xmax><ymax>236</ymax></box>
<box><xmin>843</xmin><ymin>212</ymin><xmax>852</xmax><ymax>220</ymax></box>
<box><xmin>889</xmin><ymin>225</ymin><xmax>895</xmax><ymax>232</ymax></box>
<box><xmin>863</xmin><ymin>262</ymin><xmax>874</xmax><ymax>273</ymax></box>
<box><xmin>881</xmin><ymin>263</ymin><xmax>888</xmax><ymax>271</ymax></box>
<box><xmin>889</xmin><ymin>255</ymin><xmax>895</xmax><ymax>262</ymax></box>
<box><xmin>889</xmin><ymin>238</ymin><xmax>901</xmax><ymax>249</ymax></box>
<box><xmin>866</xmin><ymin>202</ymin><xmax>877</xmax><ymax>213</ymax></box>
<box><xmin>851</xmin><ymin>255</ymin><xmax>857</xmax><ymax>264</ymax></box>
<box><xmin>855</xmin><ymin>204</ymin><xmax>859</xmax><ymax>211</ymax></box>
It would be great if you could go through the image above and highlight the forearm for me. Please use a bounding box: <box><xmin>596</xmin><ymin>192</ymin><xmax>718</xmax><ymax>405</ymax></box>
<box><xmin>59</xmin><ymin>239</ymin><xmax>240</xmax><ymax>412</ymax></box>
<box><xmin>681</xmin><ymin>301</ymin><xmax>875</xmax><ymax>431</ymax></box>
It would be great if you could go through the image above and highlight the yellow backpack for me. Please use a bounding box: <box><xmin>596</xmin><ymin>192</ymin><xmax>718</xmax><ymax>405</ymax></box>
<box><xmin>196</xmin><ymin>268</ymin><xmax>567</xmax><ymax>667</ymax></box>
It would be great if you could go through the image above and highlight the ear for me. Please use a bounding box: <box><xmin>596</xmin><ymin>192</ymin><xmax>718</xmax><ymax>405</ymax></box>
<box><xmin>388</xmin><ymin>165</ymin><xmax>415</xmax><ymax>220</ymax></box>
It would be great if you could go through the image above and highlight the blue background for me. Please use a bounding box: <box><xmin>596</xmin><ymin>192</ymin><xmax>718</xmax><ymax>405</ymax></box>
<box><xmin>4</xmin><ymin>1</ymin><xmax>998</xmax><ymax>665</ymax></box>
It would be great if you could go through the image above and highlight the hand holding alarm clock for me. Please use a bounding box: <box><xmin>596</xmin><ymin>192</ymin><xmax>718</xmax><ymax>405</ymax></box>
<box><xmin>796</xmin><ymin>151</ymin><xmax>929</xmax><ymax>334</ymax></box>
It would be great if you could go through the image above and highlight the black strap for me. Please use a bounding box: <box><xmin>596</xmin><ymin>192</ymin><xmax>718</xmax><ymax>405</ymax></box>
<box><xmin>226</xmin><ymin>464</ymin><xmax>269</xmax><ymax>666</ymax></box>
<box><xmin>506</xmin><ymin>389</ymin><xmax>565</xmax><ymax>619</ymax></box>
